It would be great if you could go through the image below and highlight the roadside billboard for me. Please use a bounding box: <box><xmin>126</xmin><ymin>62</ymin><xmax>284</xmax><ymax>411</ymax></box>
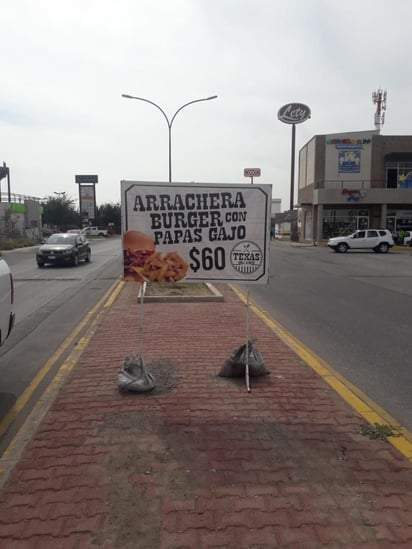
<box><xmin>121</xmin><ymin>181</ymin><xmax>272</xmax><ymax>284</ymax></box>
<box><xmin>79</xmin><ymin>184</ymin><xmax>96</xmax><ymax>222</ymax></box>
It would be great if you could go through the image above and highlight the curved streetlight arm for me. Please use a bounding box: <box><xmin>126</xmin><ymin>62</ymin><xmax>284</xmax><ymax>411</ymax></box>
<box><xmin>121</xmin><ymin>93</ymin><xmax>218</xmax><ymax>182</ymax></box>
<box><xmin>170</xmin><ymin>95</ymin><xmax>218</xmax><ymax>127</ymax></box>
<box><xmin>121</xmin><ymin>94</ymin><xmax>171</xmax><ymax>127</ymax></box>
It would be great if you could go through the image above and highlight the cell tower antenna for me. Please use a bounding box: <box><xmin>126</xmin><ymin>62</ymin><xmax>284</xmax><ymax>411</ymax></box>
<box><xmin>372</xmin><ymin>88</ymin><xmax>387</xmax><ymax>132</ymax></box>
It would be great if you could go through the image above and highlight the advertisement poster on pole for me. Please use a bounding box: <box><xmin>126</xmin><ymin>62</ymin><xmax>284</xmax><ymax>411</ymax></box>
<box><xmin>121</xmin><ymin>181</ymin><xmax>272</xmax><ymax>284</ymax></box>
<box><xmin>79</xmin><ymin>185</ymin><xmax>96</xmax><ymax>221</ymax></box>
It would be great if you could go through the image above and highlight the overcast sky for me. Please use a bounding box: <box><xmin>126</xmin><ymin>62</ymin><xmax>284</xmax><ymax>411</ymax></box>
<box><xmin>1</xmin><ymin>0</ymin><xmax>411</xmax><ymax>211</ymax></box>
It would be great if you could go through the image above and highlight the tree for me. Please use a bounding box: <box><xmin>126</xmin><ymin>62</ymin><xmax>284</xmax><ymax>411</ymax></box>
<box><xmin>96</xmin><ymin>202</ymin><xmax>121</xmax><ymax>233</ymax></box>
<box><xmin>41</xmin><ymin>193</ymin><xmax>80</xmax><ymax>230</ymax></box>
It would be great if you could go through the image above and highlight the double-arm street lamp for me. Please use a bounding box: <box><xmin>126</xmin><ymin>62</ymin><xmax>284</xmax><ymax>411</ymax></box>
<box><xmin>121</xmin><ymin>93</ymin><xmax>218</xmax><ymax>182</ymax></box>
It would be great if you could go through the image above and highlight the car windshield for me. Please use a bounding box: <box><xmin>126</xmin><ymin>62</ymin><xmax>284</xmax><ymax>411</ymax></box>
<box><xmin>46</xmin><ymin>234</ymin><xmax>77</xmax><ymax>245</ymax></box>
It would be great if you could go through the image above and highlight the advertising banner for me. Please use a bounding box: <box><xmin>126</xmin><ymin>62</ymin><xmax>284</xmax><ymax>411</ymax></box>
<box><xmin>79</xmin><ymin>185</ymin><xmax>96</xmax><ymax>220</ymax></box>
<box><xmin>121</xmin><ymin>181</ymin><xmax>272</xmax><ymax>284</ymax></box>
<box><xmin>338</xmin><ymin>150</ymin><xmax>361</xmax><ymax>173</ymax></box>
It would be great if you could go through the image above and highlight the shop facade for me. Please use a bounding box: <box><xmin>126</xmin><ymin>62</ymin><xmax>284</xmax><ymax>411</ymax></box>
<box><xmin>297</xmin><ymin>130</ymin><xmax>412</xmax><ymax>242</ymax></box>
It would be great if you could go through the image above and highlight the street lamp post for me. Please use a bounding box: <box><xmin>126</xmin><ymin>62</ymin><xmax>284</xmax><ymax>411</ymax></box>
<box><xmin>121</xmin><ymin>93</ymin><xmax>218</xmax><ymax>182</ymax></box>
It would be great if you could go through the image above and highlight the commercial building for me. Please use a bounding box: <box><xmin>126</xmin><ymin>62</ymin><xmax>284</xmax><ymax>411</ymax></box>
<box><xmin>0</xmin><ymin>194</ymin><xmax>42</xmax><ymax>240</ymax></box>
<box><xmin>297</xmin><ymin>129</ymin><xmax>412</xmax><ymax>242</ymax></box>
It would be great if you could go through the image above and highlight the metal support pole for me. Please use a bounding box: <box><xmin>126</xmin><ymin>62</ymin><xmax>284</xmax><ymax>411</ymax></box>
<box><xmin>139</xmin><ymin>282</ymin><xmax>146</xmax><ymax>358</ymax></box>
<box><xmin>245</xmin><ymin>290</ymin><xmax>251</xmax><ymax>393</ymax></box>
<box><xmin>168</xmin><ymin>126</ymin><xmax>172</xmax><ymax>182</ymax></box>
<box><xmin>244</xmin><ymin>172</ymin><xmax>253</xmax><ymax>392</ymax></box>
<box><xmin>290</xmin><ymin>123</ymin><xmax>296</xmax><ymax>211</ymax></box>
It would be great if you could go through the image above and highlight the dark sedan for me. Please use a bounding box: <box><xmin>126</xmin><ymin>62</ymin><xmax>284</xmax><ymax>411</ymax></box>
<box><xmin>36</xmin><ymin>233</ymin><xmax>91</xmax><ymax>267</ymax></box>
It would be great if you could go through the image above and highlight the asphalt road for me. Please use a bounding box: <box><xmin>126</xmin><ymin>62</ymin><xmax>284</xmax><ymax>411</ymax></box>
<box><xmin>249</xmin><ymin>242</ymin><xmax>412</xmax><ymax>432</ymax></box>
<box><xmin>0</xmin><ymin>237</ymin><xmax>122</xmax><ymax>452</ymax></box>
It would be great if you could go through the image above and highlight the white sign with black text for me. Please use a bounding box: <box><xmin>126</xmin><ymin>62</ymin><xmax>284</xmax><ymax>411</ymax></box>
<box><xmin>121</xmin><ymin>181</ymin><xmax>272</xmax><ymax>284</ymax></box>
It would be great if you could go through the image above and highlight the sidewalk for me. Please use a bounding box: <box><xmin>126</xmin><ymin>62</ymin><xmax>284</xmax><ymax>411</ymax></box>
<box><xmin>0</xmin><ymin>282</ymin><xmax>411</xmax><ymax>548</ymax></box>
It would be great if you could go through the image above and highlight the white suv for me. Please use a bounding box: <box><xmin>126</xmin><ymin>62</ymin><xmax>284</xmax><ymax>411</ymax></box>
<box><xmin>0</xmin><ymin>255</ymin><xmax>15</xmax><ymax>346</ymax></box>
<box><xmin>402</xmin><ymin>231</ymin><xmax>412</xmax><ymax>246</ymax></box>
<box><xmin>327</xmin><ymin>229</ymin><xmax>394</xmax><ymax>253</ymax></box>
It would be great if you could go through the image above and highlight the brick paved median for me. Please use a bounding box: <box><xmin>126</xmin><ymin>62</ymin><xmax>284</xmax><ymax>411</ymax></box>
<box><xmin>0</xmin><ymin>283</ymin><xmax>411</xmax><ymax>548</ymax></box>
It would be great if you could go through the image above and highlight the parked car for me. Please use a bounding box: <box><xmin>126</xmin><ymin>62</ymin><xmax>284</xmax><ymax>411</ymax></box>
<box><xmin>82</xmin><ymin>226</ymin><xmax>108</xmax><ymax>237</ymax></box>
<box><xmin>402</xmin><ymin>231</ymin><xmax>412</xmax><ymax>246</ymax></box>
<box><xmin>36</xmin><ymin>233</ymin><xmax>91</xmax><ymax>267</ymax></box>
<box><xmin>327</xmin><ymin>229</ymin><xmax>394</xmax><ymax>253</ymax></box>
<box><xmin>0</xmin><ymin>255</ymin><xmax>15</xmax><ymax>346</ymax></box>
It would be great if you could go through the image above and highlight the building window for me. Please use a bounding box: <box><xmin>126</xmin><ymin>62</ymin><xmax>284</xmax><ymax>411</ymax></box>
<box><xmin>386</xmin><ymin>162</ymin><xmax>412</xmax><ymax>189</ymax></box>
<box><xmin>323</xmin><ymin>209</ymin><xmax>369</xmax><ymax>239</ymax></box>
<box><xmin>387</xmin><ymin>210</ymin><xmax>412</xmax><ymax>232</ymax></box>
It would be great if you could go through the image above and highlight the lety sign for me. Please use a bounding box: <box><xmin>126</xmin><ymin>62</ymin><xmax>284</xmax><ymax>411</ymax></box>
<box><xmin>277</xmin><ymin>103</ymin><xmax>311</xmax><ymax>125</ymax></box>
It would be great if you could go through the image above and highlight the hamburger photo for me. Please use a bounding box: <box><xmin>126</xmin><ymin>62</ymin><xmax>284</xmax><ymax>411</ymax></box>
<box><xmin>123</xmin><ymin>230</ymin><xmax>155</xmax><ymax>281</ymax></box>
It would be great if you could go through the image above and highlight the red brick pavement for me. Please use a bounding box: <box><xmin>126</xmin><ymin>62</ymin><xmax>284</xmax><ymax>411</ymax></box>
<box><xmin>0</xmin><ymin>283</ymin><xmax>411</xmax><ymax>548</ymax></box>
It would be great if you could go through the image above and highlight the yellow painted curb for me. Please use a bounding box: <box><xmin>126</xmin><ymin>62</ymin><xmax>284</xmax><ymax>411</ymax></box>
<box><xmin>230</xmin><ymin>285</ymin><xmax>412</xmax><ymax>462</ymax></box>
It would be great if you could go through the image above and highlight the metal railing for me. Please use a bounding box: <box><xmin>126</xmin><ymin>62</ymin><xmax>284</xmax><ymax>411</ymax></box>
<box><xmin>314</xmin><ymin>180</ymin><xmax>386</xmax><ymax>190</ymax></box>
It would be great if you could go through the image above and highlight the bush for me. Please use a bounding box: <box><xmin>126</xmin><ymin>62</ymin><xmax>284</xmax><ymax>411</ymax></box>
<box><xmin>0</xmin><ymin>237</ymin><xmax>36</xmax><ymax>250</ymax></box>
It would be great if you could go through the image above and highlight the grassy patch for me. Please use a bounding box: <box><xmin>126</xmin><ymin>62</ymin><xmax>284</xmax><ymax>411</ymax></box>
<box><xmin>359</xmin><ymin>423</ymin><xmax>402</xmax><ymax>441</ymax></box>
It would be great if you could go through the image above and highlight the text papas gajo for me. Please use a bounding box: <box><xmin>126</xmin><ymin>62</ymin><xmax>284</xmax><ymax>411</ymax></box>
<box><xmin>132</xmin><ymin>191</ymin><xmax>248</xmax><ymax>245</ymax></box>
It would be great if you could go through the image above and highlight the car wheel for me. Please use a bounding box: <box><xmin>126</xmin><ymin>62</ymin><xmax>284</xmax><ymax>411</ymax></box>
<box><xmin>337</xmin><ymin>243</ymin><xmax>349</xmax><ymax>253</ymax></box>
<box><xmin>373</xmin><ymin>247</ymin><xmax>379</xmax><ymax>253</ymax></box>
<box><xmin>85</xmin><ymin>249</ymin><xmax>91</xmax><ymax>262</ymax></box>
<box><xmin>37</xmin><ymin>262</ymin><xmax>45</xmax><ymax>268</ymax></box>
<box><xmin>72</xmin><ymin>253</ymin><xmax>79</xmax><ymax>266</ymax></box>
<box><xmin>378</xmin><ymin>242</ymin><xmax>389</xmax><ymax>253</ymax></box>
